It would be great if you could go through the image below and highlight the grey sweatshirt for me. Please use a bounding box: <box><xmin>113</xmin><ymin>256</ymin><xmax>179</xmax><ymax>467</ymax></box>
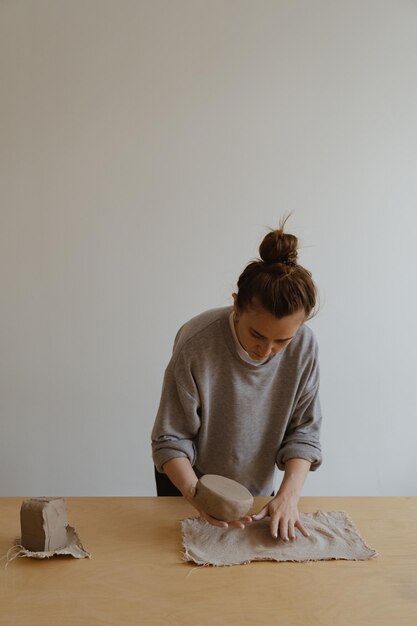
<box><xmin>151</xmin><ymin>306</ymin><xmax>322</xmax><ymax>496</ymax></box>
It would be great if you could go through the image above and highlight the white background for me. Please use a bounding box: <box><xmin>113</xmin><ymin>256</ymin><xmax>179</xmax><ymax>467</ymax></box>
<box><xmin>1</xmin><ymin>0</ymin><xmax>416</xmax><ymax>496</ymax></box>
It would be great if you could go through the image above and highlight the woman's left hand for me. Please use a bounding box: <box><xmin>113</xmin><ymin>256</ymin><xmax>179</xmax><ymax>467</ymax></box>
<box><xmin>251</xmin><ymin>491</ymin><xmax>310</xmax><ymax>541</ymax></box>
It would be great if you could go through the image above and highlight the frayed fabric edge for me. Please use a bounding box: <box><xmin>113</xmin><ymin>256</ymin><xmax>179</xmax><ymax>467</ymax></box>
<box><xmin>181</xmin><ymin>553</ymin><xmax>378</xmax><ymax>568</ymax></box>
<box><xmin>334</xmin><ymin>510</ymin><xmax>380</xmax><ymax>558</ymax></box>
<box><xmin>1</xmin><ymin>527</ymin><xmax>91</xmax><ymax>566</ymax></box>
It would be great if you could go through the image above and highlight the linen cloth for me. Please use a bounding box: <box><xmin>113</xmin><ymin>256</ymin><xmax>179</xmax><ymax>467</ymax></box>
<box><xmin>181</xmin><ymin>511</ymin><xmax>378</xmax><ymax>566</ymax></box>
<box><xmin>6</xmin><ymin>526</ymin><xmax>91</xmax><ymax>562</ymax></box>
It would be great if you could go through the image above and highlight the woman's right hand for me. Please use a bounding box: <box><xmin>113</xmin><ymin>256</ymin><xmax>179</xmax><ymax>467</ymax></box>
<box><xmin>184</xmin><ymin>484</ymin><xmax>251</xmax><ymax>529</ymax></box>
<box><xmin>162</xmin><ymin>459</ymin><xmax>251</xmax><ymax>528</ymax></box>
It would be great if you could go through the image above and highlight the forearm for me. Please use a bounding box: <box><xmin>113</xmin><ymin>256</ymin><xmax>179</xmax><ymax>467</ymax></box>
<box><xmin>162</xmin><ymin>457</ymin><xmax>198</xmax><ymax>497</ymax></box>
<box><xmin>277</xmin><ymin>458</ymin><xmax>311</xmax><ymax>497</ymax></box>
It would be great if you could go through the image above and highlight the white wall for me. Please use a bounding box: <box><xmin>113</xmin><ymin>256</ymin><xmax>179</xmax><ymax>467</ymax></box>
<box><xmin>1</xmin><ymin>0</ymin><xmax>416</xmax><ymax>496</ymax></box>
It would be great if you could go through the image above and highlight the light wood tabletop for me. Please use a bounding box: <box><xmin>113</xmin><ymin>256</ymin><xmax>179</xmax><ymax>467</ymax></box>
<box><xmin>0</xmin><ymin>496</ymin><xmax>416</xmax><ymax>625</ymax></box>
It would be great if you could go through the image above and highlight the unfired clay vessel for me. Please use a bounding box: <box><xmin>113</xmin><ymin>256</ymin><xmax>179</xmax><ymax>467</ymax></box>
<box><xmin>20</xmin><ymin>497</ymin><xmax>69</xmax><ymax>552</ymax></box>
<box><xmin>194</xmin><ymin>474</ymin><xmax>254</xmax><ymax>522</ymax></box>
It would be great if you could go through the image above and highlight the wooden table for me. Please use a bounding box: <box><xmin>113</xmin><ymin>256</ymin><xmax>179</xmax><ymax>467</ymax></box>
<box><xmin>0</xmin><ymin>497</ymin><xmax>416</xmax><ymax>625</ymax></box>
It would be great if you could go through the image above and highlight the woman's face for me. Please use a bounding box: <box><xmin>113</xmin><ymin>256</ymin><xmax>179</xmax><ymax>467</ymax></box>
<box><xmin>232</xmin><ymin>294</ymin><xmax>306</xmax><ymax>361</ymax></box>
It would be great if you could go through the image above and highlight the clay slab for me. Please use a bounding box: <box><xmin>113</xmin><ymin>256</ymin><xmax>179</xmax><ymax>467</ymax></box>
<box><xmin>194</xmin><ymin>474</ymin><xmax>254</xmax><ymax>522</ymax></box>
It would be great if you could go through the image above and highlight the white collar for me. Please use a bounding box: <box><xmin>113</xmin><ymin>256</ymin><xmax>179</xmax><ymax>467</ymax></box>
<box><xmin>228</xmin><ymin>312</ymin><xmax>270</xmax><ymax>366</ymax></box>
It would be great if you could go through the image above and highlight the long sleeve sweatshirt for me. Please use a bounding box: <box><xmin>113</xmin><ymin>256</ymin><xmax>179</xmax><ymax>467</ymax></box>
<box><xmin>151</xmin><ymin>306</ymin><xmax>322</xmax><ymax>496</ymax></box>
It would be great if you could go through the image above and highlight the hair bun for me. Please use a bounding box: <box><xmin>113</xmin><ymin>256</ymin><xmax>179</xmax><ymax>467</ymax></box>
<box><xmin>259</xmin><ymin>217</ymin><xmax>298</xmax><ymax>266</ymax></box>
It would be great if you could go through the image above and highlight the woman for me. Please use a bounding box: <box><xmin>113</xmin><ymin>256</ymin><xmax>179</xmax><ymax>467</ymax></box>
<box><xmin>151</xmin><ymin>216</ymin><xmax>322</xmax><ymax>541</ymax></box>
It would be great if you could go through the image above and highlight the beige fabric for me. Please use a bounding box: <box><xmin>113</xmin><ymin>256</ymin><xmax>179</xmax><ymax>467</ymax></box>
<box><xmin>7</xmin><ymin>526</ymin><xmax>91</xmax><ymax>562</ymax></box>
<box><xmin>181</xmin><ymin>511</ymin><xmax>378</xmax><ymax>566</ymax></box>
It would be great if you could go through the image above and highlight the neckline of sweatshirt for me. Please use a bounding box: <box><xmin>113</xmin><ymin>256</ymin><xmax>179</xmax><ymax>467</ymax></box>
<box><xmin>227</xmin><ymin>311</ymin><xmax>270</xmax><ymax>366</ymax></box>
<box><xmin>220</xmin><ymin>307</ymin><xmax>288</xmax><ymax>372</ymax></box>
<box><xmin>170</xmin><ymin>306</ymin><xmax>297</xmax><ymax>374</ymax></box>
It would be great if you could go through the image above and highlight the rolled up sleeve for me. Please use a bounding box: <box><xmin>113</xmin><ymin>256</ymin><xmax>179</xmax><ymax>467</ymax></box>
<box><xmin>276</xmin><ymin>353</ymin><xmax>323</xmax><ymax>472</ymax></box>
<box><xmin>151</xmin><ymin>367</ymin><xmax>201</xmax><ymax>473</ymax></box>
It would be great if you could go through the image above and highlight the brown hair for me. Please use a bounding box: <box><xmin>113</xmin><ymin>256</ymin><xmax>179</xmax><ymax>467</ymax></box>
<box><xmin>236</xmin><ymin>215</ymin><xmax>317</xmax><ymax>319</ymax></box>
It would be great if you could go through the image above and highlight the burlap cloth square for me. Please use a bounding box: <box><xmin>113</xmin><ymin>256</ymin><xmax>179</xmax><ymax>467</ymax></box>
<box><xmin>181</xmin><ymin>511</ymin><xmax>378</xmax><ymax>566</ymax></box>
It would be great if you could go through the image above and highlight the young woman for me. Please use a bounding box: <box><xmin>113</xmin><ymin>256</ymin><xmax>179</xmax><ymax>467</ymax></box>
<box><xmin>151</xmin><ymin>216</ymin><xmax>322</xmax><ymax>541</ymax></box>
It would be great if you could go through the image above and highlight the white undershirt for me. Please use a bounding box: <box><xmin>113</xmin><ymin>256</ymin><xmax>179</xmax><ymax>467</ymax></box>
<box><xmin>228</xmin><ymin>312</ymin><xmax>270</xmax><ymax>366</ymax></box>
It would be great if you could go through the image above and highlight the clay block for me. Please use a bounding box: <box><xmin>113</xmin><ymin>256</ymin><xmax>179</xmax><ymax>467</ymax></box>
<box><xmin>20</xmin><ymin>497</ymin><xmax>69</xmax><ymax>552</ymax></box>
<box><xmin>194</xmin><ymin>474</ymin><xmax>254</xmax><ymax>522</ymax></box>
